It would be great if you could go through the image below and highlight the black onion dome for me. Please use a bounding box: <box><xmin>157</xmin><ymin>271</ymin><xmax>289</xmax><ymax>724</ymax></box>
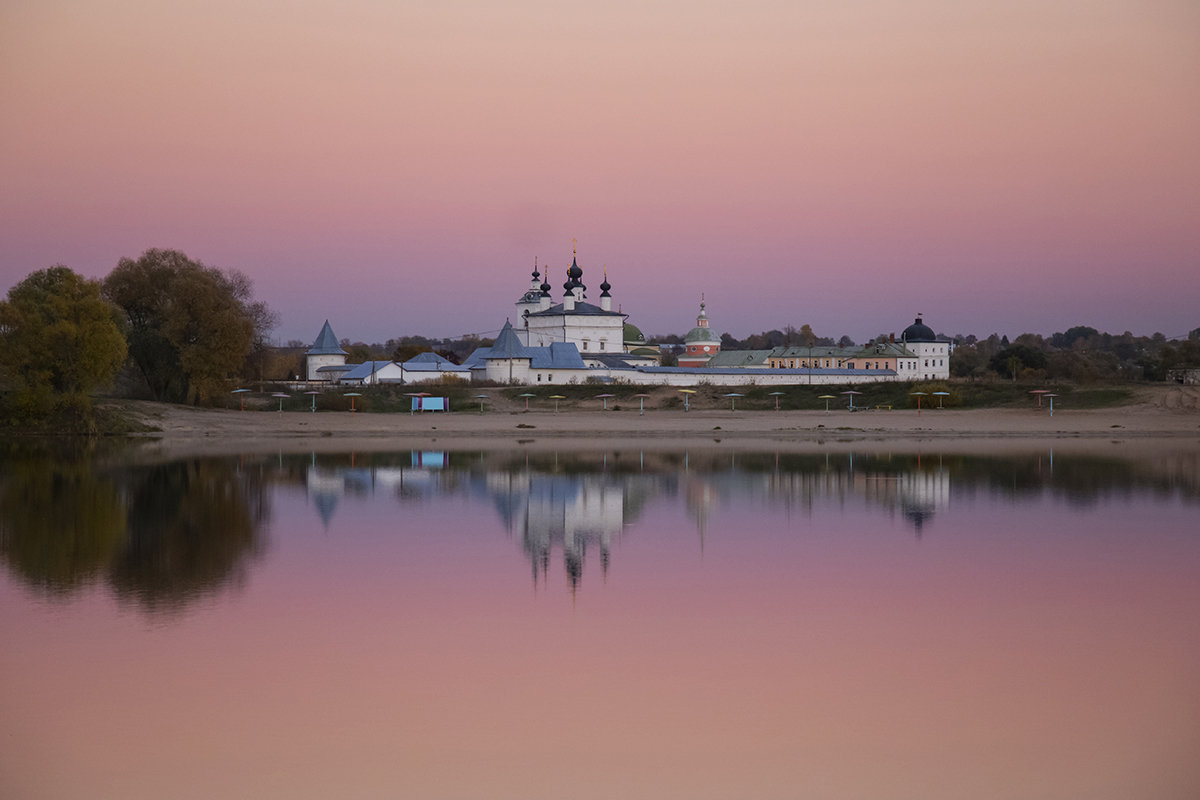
<box><xmin>902</xmin><ymin>316</ymin><xmax>936</xmax><ymax>342</ymax></box>
<box><xmin>540</xmin><ymin>278</ymin><xmax>551</xmax><ymax>295</ymax></box>
<box><xmin>567</xmin><ymin>256</ymin><xmax>583</xmax><ymax>280</ymax></box>
<box><xmin>599</xmin><ymin>276</ymin><xmax>611</xmax><ymax>297</ymax></box>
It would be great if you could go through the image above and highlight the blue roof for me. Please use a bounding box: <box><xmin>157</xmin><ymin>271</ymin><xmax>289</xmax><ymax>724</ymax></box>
<box><xmin>307</xmin><ymin>320</ymin><xmax>347</xmax><ymax>355</ymax></box>
<box><xmin>340</xmin><ymin>360</ymin><xmax>395</xmax><ymax>380</ymax></box>
<box><xmin>402</xmin><ymin>352</ymin><xmax>461</xmax><ymax>369</ymax></box>
<box><xmin>461</xmin><ymin>338</ymin><xmax>586</xmax><ymax>371</ymax></box>
<box><xmin>489</xmin><ymin>320</ymin><xmax>528</xmax><ymax>358</ymax></box>
<box><xmin>530</xmin><ymin>342</ymin><xmax>586</xmax><ymax>369</ymax></box>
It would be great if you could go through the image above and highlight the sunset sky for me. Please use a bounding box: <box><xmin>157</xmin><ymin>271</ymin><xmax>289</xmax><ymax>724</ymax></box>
<box><xmin>2</xmin><ymin>0</ymin><xmax>1197</xmax><ymax>345</ymax></box>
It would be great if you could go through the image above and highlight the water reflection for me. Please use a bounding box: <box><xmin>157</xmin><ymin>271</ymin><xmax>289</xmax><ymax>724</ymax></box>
<box><xmin>3</xmin><ymin>445</ymin><xmax>1198</xmax><ymax>612</ymax></box>
<box><xmin>0</xmin><ymin>445</ymin><xmax>270</xmax><ymax>613</ymax></box>
<box><xmin>4</xmin><ymin>442</ymin><xmax>1199</xmax><ymax>798</ymax></box>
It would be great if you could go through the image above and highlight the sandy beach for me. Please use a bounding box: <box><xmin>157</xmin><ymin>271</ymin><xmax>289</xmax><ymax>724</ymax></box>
<box><xmin>111</xmin><ymin>385</ymin><xmax>1200</xmax><ymax>459</ymax></box>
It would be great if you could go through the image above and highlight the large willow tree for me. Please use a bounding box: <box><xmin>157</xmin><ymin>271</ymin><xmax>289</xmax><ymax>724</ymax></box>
<box><xmin>103</xmin><ymin>249</ymin><xmax>275</xmax><ymax>405</ymax></box>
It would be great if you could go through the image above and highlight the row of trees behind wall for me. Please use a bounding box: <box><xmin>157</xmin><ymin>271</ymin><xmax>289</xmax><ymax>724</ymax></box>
<box><xmin>2</xmin><ymin>248</ymin><xmax>1198</xmax><ymax>430</ymax></box>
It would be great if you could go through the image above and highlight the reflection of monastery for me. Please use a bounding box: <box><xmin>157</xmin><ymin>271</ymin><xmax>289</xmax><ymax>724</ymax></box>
<box><xmin>305</xmin><ymin>247</ymin><xmax>951</xmax><ymax>386</ymax></box>
<box><xmin>302</xmin><ymin>452</ymin><xmax>950</xmax><ymax>591</ymax></box>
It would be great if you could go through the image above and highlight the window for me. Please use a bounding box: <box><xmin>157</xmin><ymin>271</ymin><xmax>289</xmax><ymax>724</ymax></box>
<box><xmin>537</xmin><ymin>374</ymin><xmax>542</xmax><ymax>382</ymax></box>
<box><xmin>583</xmin><ymin>341</ymin><xmax>588</xmax><ymax>351</ymax></box>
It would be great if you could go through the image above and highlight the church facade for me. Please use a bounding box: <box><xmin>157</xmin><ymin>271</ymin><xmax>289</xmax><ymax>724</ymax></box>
<box><xmin>513</xmin><ymin>252</ymin><xmax>629</xmax><ymax>355</ymax></box>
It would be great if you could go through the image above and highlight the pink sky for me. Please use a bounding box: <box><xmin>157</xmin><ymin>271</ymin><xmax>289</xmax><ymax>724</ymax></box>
<box><xmin>2</xmin><ymin>0</ymin><xmax>1197</xmax><ymax>344</ymax></box>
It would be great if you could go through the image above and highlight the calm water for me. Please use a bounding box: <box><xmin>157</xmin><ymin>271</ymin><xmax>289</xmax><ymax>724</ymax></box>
<box><xmin>2</xmin><ymin>444</ymin><xmax>1199</xmax><ymax>799</ymax></box>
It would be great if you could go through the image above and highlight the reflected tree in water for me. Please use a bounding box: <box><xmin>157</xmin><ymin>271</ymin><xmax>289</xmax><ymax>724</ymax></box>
<box><xmin>108</xmin><ymin>460</ymin><xmax>269</xmax><ymax>613</ymax></box>
<box><xmin>0</xmin><ymin>454</ymin><xmax>269</xmax><ymax>614</ymax></box>
<box><xmin>0</xmin><ymin>456</ymin><xmax>125</xmax><ymax>596</ymax></box>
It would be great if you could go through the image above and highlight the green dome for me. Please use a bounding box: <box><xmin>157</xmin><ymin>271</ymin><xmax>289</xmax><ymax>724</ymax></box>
<box><xmin>685</xmin><ymin>325</ymin><xmax>721</xmax><ymax>344</ymax></box>
<box><xmin>623</xmin><ymin>322</ymin><xmax>646</xmax><ymax>344</ymax></box>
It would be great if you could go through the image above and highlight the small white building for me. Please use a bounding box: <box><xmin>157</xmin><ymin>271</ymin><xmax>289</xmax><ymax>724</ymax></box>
<box><xmin>340</xmin><ymin>360</ymin><xmax>404</xmax><ymax>385</ymax></box>
<box><xmin>899</xmin><ymin>316</ymin><xmax>951</xmax><ymax>380</ymax></box>
<box><xmin>305</xmin><ymin>320</ymin><xmax>348</xmax><ymax>381</ymax></box>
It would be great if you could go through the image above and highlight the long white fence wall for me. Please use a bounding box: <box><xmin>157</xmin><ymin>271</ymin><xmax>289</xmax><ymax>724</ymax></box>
<box><xmin>481</xmin><ymin>360</ymin><xmax>906</xmax><ymax>386</ymax></box>
<box><xmin>615</xmin><ymin>367</ymin><xmax>903</xmax><ymax>386</ymax></box>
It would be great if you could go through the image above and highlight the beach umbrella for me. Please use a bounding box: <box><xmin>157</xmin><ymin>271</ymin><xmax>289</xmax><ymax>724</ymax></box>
<box><xmin>910</xmin><ymin>391</ymin><xmax>927</xmax><ymax>415</ymax></box>
<box><xmin>632</xmin><ymin>393</ymin><xmax>651</xmax><ymax>416</ymax></box>
<box><xmin>344</xmin><ymin>392</ymin><xmax>362</xmax><ymax>412</ymax></box>
<box><xmin>932</xmin><ymin>391</ymin><xmax>950</xmax><ymax>408</ymax></box>
<box><xmin>1030</xmin><ymin>389</ymin><xmax>1050</xmax><ymax>408</ymax></box>
<box><xmin>723</xmin><ymin>392</ymin><xmax>744</xmax><ymax>412</ymax></box>
<box><xmin>768</xmin><ymin>391</ymin><xmax>786</xmax><ymax>411</ymax></box>
<box><xmin>678</xmin><ymin>388</ymin><xmax>696</xmax><ymax>411</ymax></box>
<box><xmin>840</xmin><ymin>389</ymin><xmax>862</xmax><ymax>410</ymax></box>
<box><xmin>818</xmin><ymin>394</ymin><xmax>836</xmax><ymax>413</ymax></box>
<box><xmin>304</xmin><ymin>390</ymin><xmax>320</xmax><ymax>412</ymax></box>
<box><xmin>518</xmin><ymin>392</ymin><xmax>536</xmax><ymax>411</ymax></box>
<box><xmin>473</xmin><ymin>394</ymin><xmax>489</xmax><ymax>414</ymax></box>
<box><xmin>595</xmin><ymin>393</ymin><xmax>615</xmax><ymax>410</ymax></box>
<box><xmin>232</xmin><ymin>388</ymin><xmax>250</xmax><ymax>411</ymax></box>
<box><xmin>271</xmin><ymin>392</ymin><xmax>289</xmax><ymax>412</ymax></box>
<box><xmin>548</xmin><ymin>394</ymin><xmax>566</xmax><ymax>413</ymax></box>
<box><xmin>1044</xmin><ymin>392</ymin><xmax>1059</xmax><ymax>417</ymax></box>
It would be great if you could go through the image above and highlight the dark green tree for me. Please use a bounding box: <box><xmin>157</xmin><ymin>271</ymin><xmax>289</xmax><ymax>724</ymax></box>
<box><xmin>0</xmin><ymin>266</ymin><xmax>127</xmax><ymax>426</ymax></box>
<box><xmin>103</xmin><ymin>249</ymin><xmax>276</xmax><ymax>404</ymax></box>
<box><xmin>989</xmin><ymin>344</ymin><xmax>1047</xmax><ymax>379</ymax></box>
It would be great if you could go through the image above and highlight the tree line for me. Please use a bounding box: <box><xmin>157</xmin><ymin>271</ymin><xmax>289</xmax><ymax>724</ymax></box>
<box><xmin>0</xmin><ymin>249</ymin><xmax>276</xmax><ymax>430</ymax></box>
<box><xmin>651</xmin><ymin>322</ymin><xmax>1200</xmax><ymax>382</ymax></box>
<box><xmin>948</xmin><ymin>326</ymin><xmax>1200</xmax><ymax>383</ymax></box>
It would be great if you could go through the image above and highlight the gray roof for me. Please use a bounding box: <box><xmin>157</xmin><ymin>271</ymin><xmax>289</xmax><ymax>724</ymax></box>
<box><xmin>526</xmin><ymin>301</ymin><xmax>624</xmax><ymax>318</ymax></box>
<box><xmin>316</xmin><ymin>364</ymin><xmax>353</xmax><ymax>373</ymax></box>
<box><xmin>705</xmin><ymin>349</ymin><xmax>773</xmax><ymax>367</ymax></box>
<box><xmin>769</xmin><ymin>345</ymin><xmax>859</xmax><ymax>359</ymax></box>
<box><xmin>307</xmin><ymin>320</ymin><xmax>347</xmax><ymax>355</ymax></box>
<box><xmin>851</xmin><ymin>342</ymin><xmax>918</xmax><ymax>359</ymax></box>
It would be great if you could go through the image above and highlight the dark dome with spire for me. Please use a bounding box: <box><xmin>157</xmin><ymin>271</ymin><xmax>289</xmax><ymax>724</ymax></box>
<box><xmin>902</xmin><ymin>316</ymin><xmax>936</xmax><ymax>342</ymax></box>
<box><xmin>599</xmin><ymin>274</ymin><xmax>611</xmax><ymax>297</ymax></box>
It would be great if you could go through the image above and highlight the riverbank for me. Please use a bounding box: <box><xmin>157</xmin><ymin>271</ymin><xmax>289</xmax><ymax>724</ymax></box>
<box><xmin>103</xmin><ymin>385</ymin><xmax>1200</xmax><ymax>459</ymax></box>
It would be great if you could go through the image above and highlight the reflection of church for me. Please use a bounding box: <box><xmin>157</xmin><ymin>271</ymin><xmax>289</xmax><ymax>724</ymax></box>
<box><xmin>299</xmin><ymin>452</ymin><xmax>956</xmax><ymax>594</ymax></box>
<box><xmin>897</xmin><ymin>469</ymin><xmax>949</xmax><ymax>535</ymax></box>
<box><xmin>485</xmin><ymin>471</ymin><xmax>634</xmax><ymax>590</ymax></box>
